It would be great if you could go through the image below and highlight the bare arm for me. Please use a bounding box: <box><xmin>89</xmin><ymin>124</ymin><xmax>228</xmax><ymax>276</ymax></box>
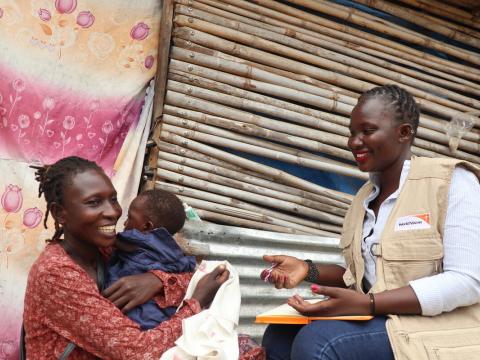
<box><xmin>289</xmin><ymin>284</ymin><xmax>421</xmax><ymax>316</ymax></box>
<box><xmin>263</xmin><ymin>255</ymin><xmax>421</xmax><ymax>316</ymax></box>
<box><xmin>262</xmin><ymin>255</ymin><xmax>346</xmax><ymax>289</ymax></box>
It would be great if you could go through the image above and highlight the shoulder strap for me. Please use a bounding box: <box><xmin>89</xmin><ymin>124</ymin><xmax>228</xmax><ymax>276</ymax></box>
<box><xmin>96</xmin><ymin>252</ymin><xmax>106</xmax><ymax>292</ymax></box>
<box><xmin>58</xmin><ymin>343</ymin><xmax>76</xmax><ymax>360</ymax></box>
<box><xmin>19</xmin><ymin>325</ymin><xmax>26</xmax><ymax>360</ymax></box>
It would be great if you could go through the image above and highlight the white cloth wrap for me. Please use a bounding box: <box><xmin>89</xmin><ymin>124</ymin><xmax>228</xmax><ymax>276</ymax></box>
<box><xmin>160</xmin><ymin>260</ymin><xmax>241</xmax><ymax>360</ymax></box>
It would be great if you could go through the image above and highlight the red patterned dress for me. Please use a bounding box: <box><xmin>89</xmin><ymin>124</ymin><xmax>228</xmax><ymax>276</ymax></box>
<box><xmin>23</xmin><ymin>243</ymin><xmax>199</xmax><ymax>359</ymax></box>
<box><xmin>24</xmin><ymin>243</ymin><xmax>265</xmax><ymax>360</ymax></box>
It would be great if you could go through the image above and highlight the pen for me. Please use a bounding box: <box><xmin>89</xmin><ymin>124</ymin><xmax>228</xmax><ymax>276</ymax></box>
<box><xmin>261</xmin><ymin>262</ymin><xmax>278</xmax><ymax>283</ymax></box>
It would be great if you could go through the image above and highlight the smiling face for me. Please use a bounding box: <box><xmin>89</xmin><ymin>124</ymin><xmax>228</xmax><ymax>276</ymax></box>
<box><xmin>348</xmin><ymin>96</ymin><xmax>413</xmax><ymax>173</ymax></box>
<box><xmin>57</xmin><ymin>169</ymin><xmax>122</xmax><ymax>248</ymax></box>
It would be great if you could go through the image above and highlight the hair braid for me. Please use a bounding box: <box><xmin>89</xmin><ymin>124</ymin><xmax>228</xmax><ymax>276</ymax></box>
<box><xmin>359</xmin><ymin>84</ymin><xmax>420</xmax><ymax>136</ymax></box>
<box><xmin>31</xmin><ymin>156</ymin><xmax>102</xmax><ymax>242</ymax></box>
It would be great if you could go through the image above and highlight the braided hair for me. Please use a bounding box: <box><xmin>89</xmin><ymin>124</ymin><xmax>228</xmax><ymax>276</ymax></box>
<box><xmin>32</xmin><ymin>156</ymin><xmax>102</xmax><ymax>242</ymax></box>
<box><xmin>359</xmin><ymin>85</ymin><xmax>420</xmax><ymax>138</ymax></box>
<box><xmin>137</xmin><ymin>189</ymin><xmax>186</xmax><ymax>235</ymax></box>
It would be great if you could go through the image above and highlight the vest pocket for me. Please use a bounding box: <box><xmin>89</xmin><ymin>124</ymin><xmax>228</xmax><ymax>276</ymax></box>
<box><xmin>380</xmin><ymin>238</ymin><xmax>443</xmax><ymax>289</ymax></box>
<box><xmin>429</xmin><ymin>345</ymin><xmax>480</xmax><ymax>360</ymax></box>
<box><xmin>408</xmin><ymin>327</ymin><xmax>480</xmax><ymax>360</ymax></box>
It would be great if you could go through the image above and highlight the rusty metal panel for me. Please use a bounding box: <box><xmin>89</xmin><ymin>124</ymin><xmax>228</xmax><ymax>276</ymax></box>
<box><xmin>180</xmin><ymin>221</ymin><xmax>342</xmax><ymax>341</ymax></box>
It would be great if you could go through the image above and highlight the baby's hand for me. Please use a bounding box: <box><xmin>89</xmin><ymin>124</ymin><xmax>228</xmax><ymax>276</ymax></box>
<box><xmin>191</xmin><ymin>264</ymin><xmax>230</xmax><ymax>308</ymax></box>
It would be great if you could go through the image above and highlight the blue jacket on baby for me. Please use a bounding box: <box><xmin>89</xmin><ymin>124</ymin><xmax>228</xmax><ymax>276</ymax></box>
<box><xmin>106</xmin><ymin>228</ymin><xmax>196</xmax><ymax>330</ymax></box>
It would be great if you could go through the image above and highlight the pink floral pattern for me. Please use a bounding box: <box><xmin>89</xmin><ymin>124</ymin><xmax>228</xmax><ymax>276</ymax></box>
<box><xmin>54</xmin><ymin>0</ymin><xmax>77</xmax><ymax>14</ymax></box>
<box><xmin>1</xmin><ymin>185</ymin><xmax>22</xmax><ymax>213</ymax></box>
<box><xmin>22</xmin><ymin>207</ymin><xmax>43</xmax><ymax>228</ymax></box>
<box><xmin>38</xmin><ymin>8</ymin><xmax>51</xmax><ymax>22</ymax></box>
<box><xmin>76</xmin><ymin>11</ymin><xmax>95</xmax><ymax>28</ymax></box>
<box><xmin>0</xmin><ymin>75</ymin><xmax>145</xmax><ymax>171</ymax></box>
<box><xmin>0</xmin><ymin>2</ymin><xmax>161</xmax><ymax>357</ymax></box>
<box><xmin>130</xmin><ymin>22</ymin><xmax>150</xmax><ymax>40</ymax></box>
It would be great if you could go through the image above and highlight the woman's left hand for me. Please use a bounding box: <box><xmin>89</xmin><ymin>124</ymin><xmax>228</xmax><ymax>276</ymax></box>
<box><xmin>288</xmin><ymin>285</ymin><xmax>371</xmax><ymax>316</ymax></box>
<box><xmin>103</xmin><ymin>273</ymin><xmax>163</xmax><ymax>313</ymax></box>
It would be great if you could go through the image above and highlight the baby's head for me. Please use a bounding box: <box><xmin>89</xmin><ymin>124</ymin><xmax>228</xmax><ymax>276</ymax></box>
<box><xmin>124</xmin><ymin>189</ymin><xmax>186</xmax><ymax>235</ymax></box>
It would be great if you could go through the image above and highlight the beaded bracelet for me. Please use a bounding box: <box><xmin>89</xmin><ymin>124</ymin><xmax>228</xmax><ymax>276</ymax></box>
<box><xmin>304</xmin><ymin>259</ymin><xmax>320</xmax><ymax>283</ymax></box>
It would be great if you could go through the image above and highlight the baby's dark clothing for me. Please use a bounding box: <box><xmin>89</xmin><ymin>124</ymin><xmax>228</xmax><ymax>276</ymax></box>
<box><xmin>107</xmin><ymin>228</ymin><xmax>196</xmax><ymax>330</ymax></box>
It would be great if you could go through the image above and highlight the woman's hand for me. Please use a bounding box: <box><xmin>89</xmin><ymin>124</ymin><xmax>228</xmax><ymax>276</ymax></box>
<box><xmin>191</xmin><ymin>264</ymin><xmax>230</xmax><ymax>308</ymax></box>
<box><xmin>288</xmin><ymin>285</ymin><xmax>371</xmax><ymax>316</ymax></box>
<box><xmin>262</xmin><ymin>255</ymin><xmax>308</xmax><ymax>289</ymax></box>
<box><xmin>103</xmin><ymin>272</ymin><xmax>163</xmax><ymax>313</ymax></box>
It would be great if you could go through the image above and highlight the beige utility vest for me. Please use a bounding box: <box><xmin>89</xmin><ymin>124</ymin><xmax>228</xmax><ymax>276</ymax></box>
<box><xmin>340</xmin><ymin>157</ymin><xmax>480</xmax><ymax>360</ymax></box>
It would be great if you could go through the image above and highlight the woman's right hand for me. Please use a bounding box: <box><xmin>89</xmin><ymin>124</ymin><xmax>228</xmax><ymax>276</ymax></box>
<box><xmin>191</xmin><ymin>264</ymin><xmax>230</xmax><ymax>308</ymax></box>
<box><xmin>262</xmin><ymin>255</ymin><xmax>308</xmax><ymax>289</ymax></box>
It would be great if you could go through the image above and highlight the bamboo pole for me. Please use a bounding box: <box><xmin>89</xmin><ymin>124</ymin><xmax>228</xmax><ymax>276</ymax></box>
<box><xmin>157</xmin><ymin>147</ymin><xmax>350</xmax><ymax>211</ymax></box>
<box><xmin>175</xmin><ymin>5</ymin><xmax>480</xmax><ymax>108</ymax></box>
<box><xmin>155</xmin><ymin>181</ymin><xmax>342</xmax><ymax>234</ymax></box>
<box><xmin>162</xmin><ymin>107</ymin><xmax>355</xmax><ymax>169</ymax></box>
<box><xmin>169</xmin><ymin>61</ymin><xmax>352</xmax><ymax>128</ymax></box>
<box><xmin>397</xmin><ymin>0</ymin><xmax>480</xmax><ymax>30</ymax></box>
<box><xmin>282</xmin><ymin>0</ymin><xmax>480</xmax><ymax>65</ymax></box>
<box><xmin>165</xmin><ymin>100</ymin><xmax>478</xmax><ymax>157</ymax></box>
<box><xmin>421</xmin><ymin>115</ymin><xmax>480</xmax><ymax>144</ymax></box>
<box><xmin>169</xmin><ymin>112</ymin><xmax>468</xmax><ymax>160</ymax></box>
<box><xmin>157</xmin><ymin>167</ymin><xmax>347</xmax><ymax>225</ymax></box>
<box><xmin>440</xmin><ymin>0</ymin><xmax>480</xmax><ymax>10</ymax></box>
<box><xmin>175</xmin><ymin>37</ymin><xmax>361</xmax><ymax>99</ymax></box>
<box><xmin>183</xmin><ymin>199</ymin><xmax>337</xmax><ymax>236</ymax></box>
<box><xmin>161</xmin><ymin>122</ymin><xmax>361</xmax><ymax>176</ymax></box>
<box><xmin>171</xmin><ymin>47</ymin><xmax>354</xmax><ymax>120</ymax></box>
<box><xmin>158</xmin><ymin>141</ymin><xmax>276</xmax><ymax>181</ymax></box>
<box><xmin>179</xmin><ymin>1</ymin><xmax>480</xmax><ymax>95</ymax></box>
<box><xmin>413</xmin><ymin>137</ymin><xmax>480</xmax><ymax>164</ymax></box>
<box><xmin>354</xmin><ymin>0</ymin><xmax>480</xmax><ymax>47</ymax></box>
<box><xmin>166</xmin><ymin>79</ymin><xmax>352</xmax><ymax>146</ymax></box>
<box><xmin>213</xmin><ymin>0</ymin><xmax>480</xmax><ymax>80</ymax></box>
<box><xmin>164</xmin><ymin>88</ymin><xmax>353</xmax><ymax>158</ymax></box>
<box><xmin>157</xmin><ymin>158</ymin><xmax>347</xmax><ymax>216</ymax></box>
<box><xmin>173</xmin><ymin>26</ymin><xmax>480</xmax><ymax>119</ymax></box>
<box><xmin>152</xmin><ymin>0</ymin><xmax>175</xmax><ymax>122</ymax></box>
<box><xmin>344</xmin><ymin>0</ymin><xmax>480</xmax><ymax>38</ymax></box>
<box><xmin>173</xmin><ymin>23</ymin><xmax>376</xmax><ymax>94</ymax></box>
<box><xmin>157</xmin><ymin>130</ymin><xmax>354</xmax><ymax>204</ymax></box>
<box><xmin>194</xmin><ymin>209</ymin><xmax>306</xmax><ymax>234</ymax></box>
<box><xmin>164</xmin><ymin>92</ymin><xmax>478</xmax><ymax>163</ymax></box>
<box><xmin>171</xmin><ymin>46</ymin><xmax>479</xmax><ymax>147</ymax></box>
<box><xmin>163</xmin><ymin>120</ymin><xmax>455</xmax><ymax>171</ymax></box>
<box><xmin>168</xmin><ymin>70</ymin><xmax>353</xmax><ymax>130</ymax></box>
<box><xmin>416</xmin><ymin>126</ymin><xmax>480</xmax><ymax>155</ymax></box>
<box><xmin>343</xmin><ymin>44</ymin><xmax>480</xmax><ymax>94</ymax></box>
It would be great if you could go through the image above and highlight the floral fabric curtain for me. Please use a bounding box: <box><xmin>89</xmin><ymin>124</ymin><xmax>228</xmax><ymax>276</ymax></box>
<box><xmin>0</xmin><ymin>1</ymin><xmax>161</xmax><ymax>358</ymax></box>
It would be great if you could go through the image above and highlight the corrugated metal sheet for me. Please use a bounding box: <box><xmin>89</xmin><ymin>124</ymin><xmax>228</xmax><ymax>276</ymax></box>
<box><xmin>179</xmin><ymin>220</ymin><xmax>342</xmax><ymax>341</ymax></box>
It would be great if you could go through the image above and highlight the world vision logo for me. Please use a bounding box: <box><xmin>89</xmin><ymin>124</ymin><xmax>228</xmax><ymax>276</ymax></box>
<box><xmin>394</xmin><ymin>213</ymin><xmax>431</xmax><ymax>231</ymax></box>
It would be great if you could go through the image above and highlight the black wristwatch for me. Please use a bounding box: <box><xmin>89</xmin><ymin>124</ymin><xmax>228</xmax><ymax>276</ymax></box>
<box><xmin>304</xmin><ymin>259</ymin><xmax>320</xmax><ymax>283</ymax></box>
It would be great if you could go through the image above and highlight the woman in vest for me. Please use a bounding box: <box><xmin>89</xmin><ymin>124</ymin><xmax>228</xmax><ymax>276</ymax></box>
<box><xmin>261</xmin><ymin>85</ymin><xmax>480</xmax><ymax>360</ymax></box>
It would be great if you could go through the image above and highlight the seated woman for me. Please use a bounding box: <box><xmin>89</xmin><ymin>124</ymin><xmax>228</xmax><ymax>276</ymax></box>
<box><xmin>23</xmin><ymin>156</ymin><xmax>230</xmax><ymax>359</ymax></box>
<box><xmin>261</xmin><ymin>85</ymin><xmax>480</xmax><ymax>360</ymax></box>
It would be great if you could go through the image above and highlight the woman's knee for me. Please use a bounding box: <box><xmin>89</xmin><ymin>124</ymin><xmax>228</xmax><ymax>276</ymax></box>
<box><xmin>262</xmin><ymin>324</ymin><xmax>302</xmax><ymax>360</ymax></box>
<box><xmin>290</xmin><ymin>322</ymin><xmax>329</xmax><ymax>360</ymax></box>
<box><xmin>290</xmin><ymin>319</ymin><xmax>393</xmax><ymax>360</ymax></box>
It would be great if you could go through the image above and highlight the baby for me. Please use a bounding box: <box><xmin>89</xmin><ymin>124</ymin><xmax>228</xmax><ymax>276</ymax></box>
<box><xmin>107</xmin><ymin>189</ymin><xmax>195</xmax><ymax>330</ymax></box>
